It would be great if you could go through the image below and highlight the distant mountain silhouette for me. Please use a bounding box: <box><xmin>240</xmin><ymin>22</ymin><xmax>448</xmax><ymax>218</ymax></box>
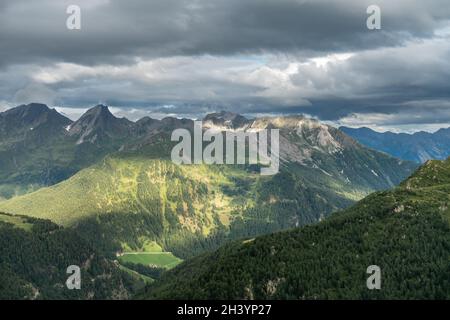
<box><xmin>340</xmin><ymin>126</ymin><xmax>450</xmax><ymax>163</ymax></box>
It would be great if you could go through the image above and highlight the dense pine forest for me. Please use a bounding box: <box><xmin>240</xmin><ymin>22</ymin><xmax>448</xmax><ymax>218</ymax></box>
<box><xmin>0</xmin><ymin>213</ymin><xmax>143</xmax><ymax>299</ymax></box>
<box><xmin>142</xmin><ymin>159</ymin><xmax>450</xmax><ymax>299</ymax></box>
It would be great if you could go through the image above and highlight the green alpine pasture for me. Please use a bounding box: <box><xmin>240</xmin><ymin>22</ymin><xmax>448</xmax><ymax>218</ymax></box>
<box><xmin>119</xmin><ymin>252</ymin><xmax>182</xmax><ymax>269</ymax></box>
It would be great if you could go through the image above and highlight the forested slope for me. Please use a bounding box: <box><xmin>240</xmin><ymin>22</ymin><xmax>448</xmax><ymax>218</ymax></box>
<box><xmin>143</xmin><ymin>159</ymin><xmax>450</xmax><ymax>299</ymax></box>
<box><xmin>0</xmin><ymin>213</ymin><xmax>141</xmax><ymax>299</ymax></box>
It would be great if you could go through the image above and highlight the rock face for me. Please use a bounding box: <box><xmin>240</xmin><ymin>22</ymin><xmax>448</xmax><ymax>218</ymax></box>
<box><xmin>249</xmin><ymin>116</ymin><xmax>348</xmax><ymax>161</ymax></box>
<box><xmin>199</xmin><ymin>114</ymin><xmax>416</xmax><ymax>190</ymax></box>
<box><xmin>203</xmin><ymin>111</ymin><xmax>251</xmax><ymax>130</ymax></box>
<box><xmin>0</xmin><ymin>103</ymin><xmax>72</xmax><ymax>139</ymax></box>
<box><xmin>68</xmin><ymin>104</ymin><xmax>134</xmax><ymax>144</ymax></box>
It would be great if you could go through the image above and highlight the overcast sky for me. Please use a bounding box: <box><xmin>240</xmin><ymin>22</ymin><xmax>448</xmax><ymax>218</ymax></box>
<box><xmin>1</xmin><ymin>0</ymin><xmax>450</xmax><ymax>132</ymax></box>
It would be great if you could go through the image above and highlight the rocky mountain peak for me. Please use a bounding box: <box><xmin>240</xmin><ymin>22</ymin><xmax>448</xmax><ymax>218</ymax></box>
<box><xmin>68</xmin><ymin>104</ymin><xmax>133</xmax><ymax>144</ymax></box>
<box><xmin>1</xmin><ymin>103</ymin><xmax>69</xmax><ymax>123</ymax></box>
<box><xmin>0</xmin><ymin>103</ymin><xmax>72</xmax><ymax>137</ymax></box>
<box><xmin>81</xmin><ymin>104</ymin><xmax>115</xmax><ymax>121</ymax></box>
<box><xmin>203</xmin><ymin>111</ymin><xmax>250</xmax><ymax>130</ymax></box>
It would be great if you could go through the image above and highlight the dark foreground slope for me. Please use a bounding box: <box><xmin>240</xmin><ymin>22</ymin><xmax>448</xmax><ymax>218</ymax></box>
<box><xmin>0</xmin><ymin>213</ymin><xmax>143</xmax><ymax>299</ymax></box>
<box><xmin>143</xmin><ymin>159</ymin><xmax>450</xmax><ymax>299</ymax></box>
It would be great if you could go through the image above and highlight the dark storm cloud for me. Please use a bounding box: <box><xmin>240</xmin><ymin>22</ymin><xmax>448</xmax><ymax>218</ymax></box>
<box><xmin>0</xmin><ymin>0</ymin><xmax>449</xmax><ymax>66</ymax></box>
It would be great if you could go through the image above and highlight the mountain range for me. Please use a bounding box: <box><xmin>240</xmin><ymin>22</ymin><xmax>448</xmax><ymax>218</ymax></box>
<box><xmin>0</xmin><ymin>104</ymin><xmax>416</xmax><ymax>256</ymax></box>
<box><xmin>0</xmin><ymin>103</ymin><xmax>420</xmax><ymax>299</ymax></box>
<box><xmin>340</xmin><ymin>126</ymin><xmax>450</xmax><ymax>163</ymax></box>
<box><xmin>0</xmin><ymin>103</ymin><xmax>128</xmax><ymax>199</ymax></box>
<box><xmin>0</xmin><ymin>103</ymin><xmax>199</xmax><ymax>199</ymax></box>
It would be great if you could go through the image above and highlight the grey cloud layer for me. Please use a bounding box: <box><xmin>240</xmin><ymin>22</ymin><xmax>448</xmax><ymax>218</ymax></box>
<box><xmin>1</xmin><ymin>0</ymin><xmax>450</xmax><ymax>131</ymax></box>
<box><xmin>1</xmin><ymin>0</ymin><xmax>449</xmax><ymax>65</ymax></box>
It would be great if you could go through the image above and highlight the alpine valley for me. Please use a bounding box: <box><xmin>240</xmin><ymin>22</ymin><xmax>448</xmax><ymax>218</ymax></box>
<box><xmin>142</xmin><ymin>158</ymin><xmax>450</xmax><ymax>299</ymax></box>
<box><xmin>0</xmin><ymin>103</ymin><xmax>420</xmax><ymax>299</ymax></box>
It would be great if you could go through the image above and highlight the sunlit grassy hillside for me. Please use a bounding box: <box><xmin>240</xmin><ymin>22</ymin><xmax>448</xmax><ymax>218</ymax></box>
<box><xmin>0</xmin><ymin>152</ymin><xmax>368</xmax><ymax>258</ymax></box>
<box><xmin>0</xmin><ymin>156</ymin><xmax>257</xmax><ymax>228</ymax></box>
